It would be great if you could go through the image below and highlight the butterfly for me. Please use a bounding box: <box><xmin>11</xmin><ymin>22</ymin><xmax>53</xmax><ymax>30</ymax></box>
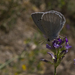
<box><xmin>31</xmin><ymin>10</ymin><xmax>66</xmax><ymax>42</ymax></box>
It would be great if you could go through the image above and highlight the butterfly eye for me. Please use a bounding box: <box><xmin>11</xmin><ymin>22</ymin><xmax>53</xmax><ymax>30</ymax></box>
<box><xmin>47</xmin><ymin>38</ymin><xmax>50</xmax><ymax>42</ymax></box>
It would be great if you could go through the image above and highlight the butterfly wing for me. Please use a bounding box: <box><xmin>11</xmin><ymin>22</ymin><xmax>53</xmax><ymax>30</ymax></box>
<box><xmin>31</xmin><ymin>12</ymin><xmax>45</xmax><ymax>34</ymax></box>
<box><xmin>53</xmin><ymin>10</ymin><xmax>66</xmax><ymax>28</ymax></box>
<box><xmin>41</xmin><ymin>10</ymin><xmax>66</xmax><ymax>40</ymax></box>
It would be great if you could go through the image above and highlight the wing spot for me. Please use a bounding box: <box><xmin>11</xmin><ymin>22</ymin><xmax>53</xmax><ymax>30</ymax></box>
<box><xmin>38</xmin><ymin>19</ymin><xmax>41</xmax><ymax>21</ymax></box>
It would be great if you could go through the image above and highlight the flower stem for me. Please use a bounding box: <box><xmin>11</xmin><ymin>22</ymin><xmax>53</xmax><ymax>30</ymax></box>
<box><xmin>54</xmin><ymin>66</ymin><xmax>56</xmax><ymax>75</ymax></box>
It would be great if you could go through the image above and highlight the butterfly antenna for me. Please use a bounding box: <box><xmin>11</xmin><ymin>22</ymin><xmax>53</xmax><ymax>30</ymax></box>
<box><xmin>39</xmin><ymin>39</ymin><xmax>46</xmax><ymax>45</ymax></box>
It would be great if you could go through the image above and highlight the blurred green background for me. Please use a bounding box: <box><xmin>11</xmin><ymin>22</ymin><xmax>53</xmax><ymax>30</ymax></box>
<box><xmin>0</xmin><ymin>0</ymin><xmax>75</xmax><ymax>75</ymax></box>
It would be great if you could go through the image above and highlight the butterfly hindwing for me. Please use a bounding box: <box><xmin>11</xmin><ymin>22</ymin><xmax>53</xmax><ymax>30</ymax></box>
<box><xmin>41</xmin><ymin>11</ymin><xmax>65</xmax><ymax>40</ymax></box>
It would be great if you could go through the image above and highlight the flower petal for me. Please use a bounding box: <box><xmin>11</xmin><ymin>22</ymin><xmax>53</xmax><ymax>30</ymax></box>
<box><xmin>46</xmin><ymin>44</ymin><xmax>51</xmax><ymax>49</ymax></box>
<box><xmin>65</xmin><ymin>44</ymin><xmax>71</xmax><ymax>49</ymax></box>
<box><xmin>47</xmin><ymin>52</ymin><xmax>55</xmax><ymax>59</ymax></box>
<box><xmin>41</xmin><ymin>59</ymin><xmax>49</xmax><ymax>62</ymax></box>
<box><xmin>53</xmin><ymin>43</ymin><xmax>60</xmax><ymax>48</ymax></box>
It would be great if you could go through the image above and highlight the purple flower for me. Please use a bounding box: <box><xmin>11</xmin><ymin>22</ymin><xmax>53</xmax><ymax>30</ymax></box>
<box><xmin>57</xmin><ymin>38</ymin><xmax>62</xmax><ymax>42</ymax></box>
<box><xmin>61</xmin><ymin>50</ymin><xmax>68</xmax><ymax>54</ymax></box>
<box><xmin>52</xmin><ymin>38</ymin><xmax>63</xmax><ymax>48</ymax></box>
<box><xmin>52</xmin><ymin>40</ymin><xmax>58</xmax><ymax>45</ymax></box>
<box><xmin>53</xmin><ymin>43</ymin><xmax>60</xmax><ymax>48</ymax></box>
<box><xmin>57</xmin><ymin>38</ymin><xmax>63</xmax><ymax>45</ymax></box>
<box><xmin>47</xmin><ymin>52</ymin><xmax>55</xmax><ymax>59</ymax></box>
<box><xmin>45</xmin><ymin>36</ymin><xmax>71</xmax><ymax>65</ymax></box>
<box><xmin>65</xmin><ymin>49</ymin><xmax>68</xmax><ymax>53</ymax></box>
<box><xmin>74</xmin><ymin>59</ymin><xmax>75</xmax><ymax>65</ymax></box>
<box><xmin>65</xmin><ymin>44</ymin><xmax>71</xmax><ymax>49</ymax></box>
<box><xmin>65</xmin><ymin>37</ymin><xmax>68</xmax><ymax>44</ymax></box>
<box><xmin>41</xmin><ymin>59</ymin><xmax>49</xmax><ymax>62</ymax></box>
<box><xmin>46</xmin><ymin>44</ymin><xmax>51</xmax><ymax>49</ymax></box>
<box><xmin>54</xmin><ymin>55</ymin><xmax>57</xmax><ymax>63</ymax></box>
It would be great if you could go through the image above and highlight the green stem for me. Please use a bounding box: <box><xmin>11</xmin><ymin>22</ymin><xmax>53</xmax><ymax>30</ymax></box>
<box><xmin>54</xmin><ymin>66</ymin><xmax>56</xmax><ymax>75</ymax></box>
<box><xmin>0</xmin><ymin>56</ymin><xmax>18</xmax><ymax>69</ymax></box>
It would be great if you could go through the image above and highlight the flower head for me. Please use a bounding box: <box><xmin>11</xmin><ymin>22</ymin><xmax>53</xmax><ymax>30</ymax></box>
<box><xmin>42</xmin><ymin>37</ymin><xmax>71</xmax><ymax>65</ymax></box>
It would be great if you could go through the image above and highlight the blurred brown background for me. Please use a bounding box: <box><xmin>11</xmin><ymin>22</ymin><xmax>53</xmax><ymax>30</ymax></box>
<box><xmin>0</xmin><ymin>0</ymin><xmax>75</xmax><ymax>75</ymax></box>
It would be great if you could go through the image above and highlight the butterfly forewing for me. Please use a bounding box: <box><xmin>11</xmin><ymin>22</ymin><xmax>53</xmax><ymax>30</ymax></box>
<box><xmin>31</xmin><ymin>12</ymin><xmax>45</xmax><ymax>34</ymax></box>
